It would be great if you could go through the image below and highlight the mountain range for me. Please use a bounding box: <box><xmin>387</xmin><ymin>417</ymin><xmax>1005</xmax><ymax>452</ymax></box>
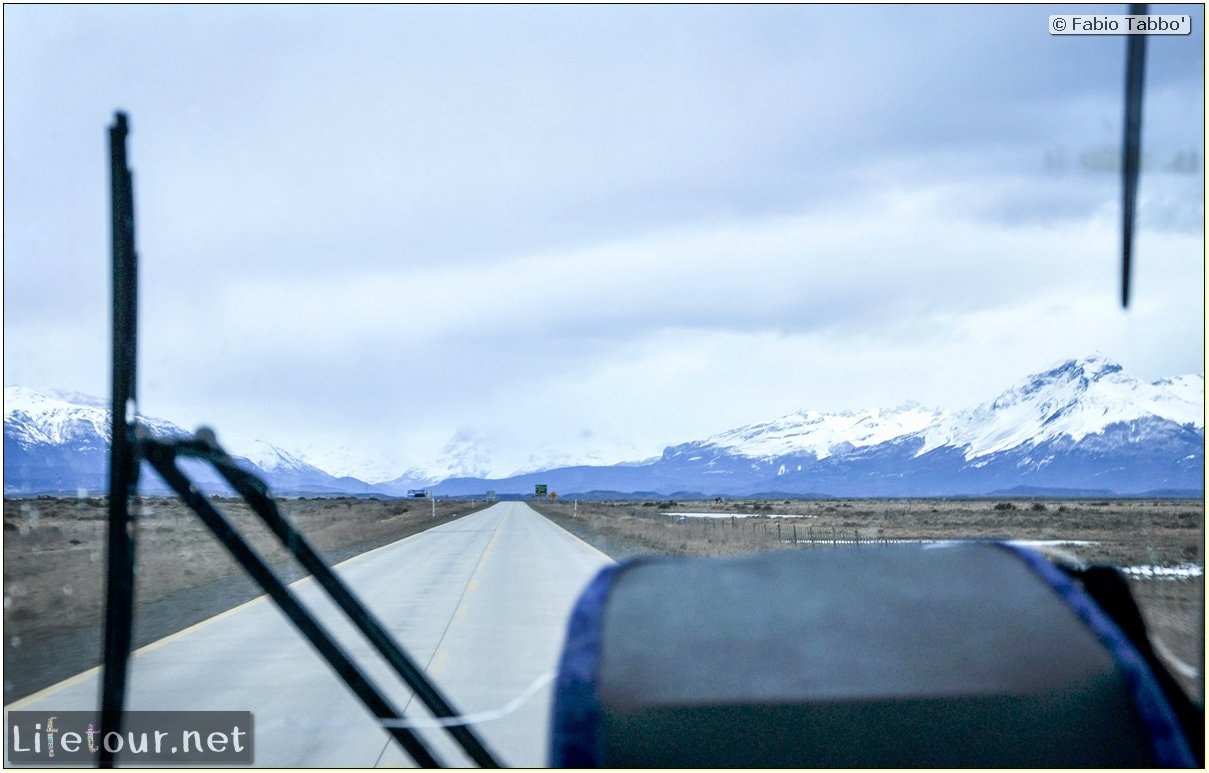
<box><xmin>2</xmin><ymin>388</ymin><xmax>375</xmax><ymax>496</ymax></box>
<box><xmin>4</xmin><ymin>355</ymin><xmax>1204</xmax><ymax>498</ymax></box>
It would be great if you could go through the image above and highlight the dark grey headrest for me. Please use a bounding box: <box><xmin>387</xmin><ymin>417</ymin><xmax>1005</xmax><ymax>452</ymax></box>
<box><xmin>558</xmin><ymin>543</ymin><xmax>1176</xmax><ymax>767</ymax></box>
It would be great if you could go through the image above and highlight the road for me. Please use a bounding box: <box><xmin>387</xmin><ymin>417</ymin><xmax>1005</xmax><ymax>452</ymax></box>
<box><xmin>4</xmin><ymin>502</ymin><xmax>612</xmax><ymax>767</ymax></box>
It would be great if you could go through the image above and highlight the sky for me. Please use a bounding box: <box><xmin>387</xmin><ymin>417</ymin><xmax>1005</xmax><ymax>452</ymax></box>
<box><xmin>4</xmin><ymin>4</ymin><xmax>1205</xmax><ymax>482</ymax></box>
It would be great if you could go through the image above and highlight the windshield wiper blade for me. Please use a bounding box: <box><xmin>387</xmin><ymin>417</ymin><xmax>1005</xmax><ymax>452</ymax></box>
<box><xmin>100</xmin><ymin>111</ymin><xmax>501</xmax><ymax>768</ymax></box>
<box><xmin>100</xmin><ymin>111</ymin><xmax>139</xmax><ymax>769</ymax></box>
<box><xmin>1121</xmin><ymin>2</ymin><xmax>1148</xmax><ymax>308</ymax></box>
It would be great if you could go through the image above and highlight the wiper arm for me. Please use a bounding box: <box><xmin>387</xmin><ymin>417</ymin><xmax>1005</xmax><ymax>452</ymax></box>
<box><xmin>140</xmin><ymin>430</ymin><xmax>501</xmax><ymax>768</ymax></box>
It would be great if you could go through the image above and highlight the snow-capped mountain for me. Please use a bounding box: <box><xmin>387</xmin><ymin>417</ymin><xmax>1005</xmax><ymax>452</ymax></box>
<box><xmin>3</xmin><ymin>387</ymin><xmax>376</xmax><ymax>496</ymax></box>
<box><xmin>918</xmin><ymin>355</ymin><xmax>1203</xmax><ymax>458</ymax></box>
<box><xmin>4</xmin><ymin>355</ymin><xmax>1204</xmax><ymax>498</ymax></box>
<box><xmin>4</xmin><ymin>387</ymin><xmax>187</xmax><ymax>495</ymax></box>
<box><xmin>428</xmin><ymin>355</ymin><xmax>1204</xmax><ymax>497</ymax></box>
<box><xmin>638</xmin><ymin>355</ymin><xmax>1204</xmax><ymax>495</ymax></box>
<box><xmin>4</xmin><ymin>387</ymin><xmax>185</xmax><ymax>449</ymax></box>
<box><xmin>290</xmin><ymin>440</ymin><xmax>407</xmax><ymax>484</ymax></box>
<box><xmin>704</xmin><ymin>402</ymin><xmax>943</xmax><ymax>461</ymax></box>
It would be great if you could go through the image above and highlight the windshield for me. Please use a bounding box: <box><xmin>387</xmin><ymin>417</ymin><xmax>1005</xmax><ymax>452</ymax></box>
<box><xmin>4</xmin><ymin>3</ymin><xmax>1204</xmax><ymax>768</ymax></box>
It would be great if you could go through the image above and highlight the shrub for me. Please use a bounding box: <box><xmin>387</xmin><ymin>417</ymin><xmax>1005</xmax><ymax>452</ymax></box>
<box><xmin>993</xmin><ymin>502</ymin><xmax>1017</xmax><ymax>511</ymax></box>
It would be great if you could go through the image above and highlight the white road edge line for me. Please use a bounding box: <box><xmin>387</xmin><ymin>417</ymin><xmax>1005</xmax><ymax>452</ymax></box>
<box><xmin>379</xmin><ymin>670</ymin><xmax>556</xmax><ymax>730</ymax></box>
<box><xmin>533</xmin><ymin>508</ymin><xmax>616</xmax><ymax>564</ymax></box>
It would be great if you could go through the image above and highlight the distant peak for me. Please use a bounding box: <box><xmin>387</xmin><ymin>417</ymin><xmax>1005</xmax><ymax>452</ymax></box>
<box><xmin>4</xmin><ymin>386</ymin><xmax>68</xmax><ymax>413</ymax></box>
<box><xmin>887</xmin><ymin>400</ymin><xmax>934</xmax><ymax>414</ymax></box>
<box><xmin>5</xmin><ymin>386</ymin><xmax>108</xmax><ymax>409</ymax></box>
<box><xmin>45</xmin><ymin>388</ymin><xmax>110</xmax><ymax>408</ymax></box>
<box><xmin>1079</xmin><ymin>353</ymin><xmax>1124</xmax><ymax>377</ymax></box>
<box><xmin>5</xmin><ymin>385</ymin><xmax>45</xmax><ymax>399</ymax></box>
<box><xmin>1036</xmin><ymin>354</ymin><xmax>1124</xmax><ymax>384</ymax></box>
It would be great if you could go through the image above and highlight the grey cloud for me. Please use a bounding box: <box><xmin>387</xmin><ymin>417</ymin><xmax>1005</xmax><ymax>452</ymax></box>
<box><xmin>4</xmin><ymin>4</ymin><xmax>1201</xmax><ymax>475</ymax></box>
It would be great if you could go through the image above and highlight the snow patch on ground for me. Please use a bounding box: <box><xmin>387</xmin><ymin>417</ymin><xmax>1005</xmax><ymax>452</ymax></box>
<box><xmin>663</xmin><ymin>511</ymin><xmax>819</xmax><ymax>519</ymax></box>
<box><xmin>1121</xmin><ymin>563</ymin><xmax>1203</xmax><ymax>580</ymax></box>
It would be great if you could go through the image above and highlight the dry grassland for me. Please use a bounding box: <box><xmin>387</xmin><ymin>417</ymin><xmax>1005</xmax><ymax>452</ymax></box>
<box><xmin>534</xmin><ymin>497</ymin><xmax>1204</xmax><ymax>699</ymax></box>
<box><xmin>3</xmin><ymin>495</ymin><xmax>487</xmax><ymax>703</ymax></box>
<box><xmin>4</xmin><ymin>495</ymin><xmax>1201</xmax><ymax>706</ymax></box>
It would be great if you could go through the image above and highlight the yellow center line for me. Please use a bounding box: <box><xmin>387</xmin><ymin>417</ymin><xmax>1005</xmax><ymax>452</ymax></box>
<box><xmin>404</xmin><ymin>509</ymin><xmax>507</xmax><ymax>697</ymax></box>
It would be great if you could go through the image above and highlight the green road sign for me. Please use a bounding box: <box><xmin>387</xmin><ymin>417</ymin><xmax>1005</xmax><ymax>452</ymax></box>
<box><xmin>535</xmin><ymin>484</ymin><xmax>548</xmax><ymax>497</ymax></box>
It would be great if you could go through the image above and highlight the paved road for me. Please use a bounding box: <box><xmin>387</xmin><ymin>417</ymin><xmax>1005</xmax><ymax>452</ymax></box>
<box><xmin>4</xmin><ymin>502</ymin><xmax>612</xmax><ymax>766</ymax></box>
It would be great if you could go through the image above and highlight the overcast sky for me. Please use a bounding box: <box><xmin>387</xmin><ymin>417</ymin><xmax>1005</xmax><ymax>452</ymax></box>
<box><xmin>4</xmin><ymin>4</ymin><xmax>1204</xmax><ymax>481</ymax></box>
